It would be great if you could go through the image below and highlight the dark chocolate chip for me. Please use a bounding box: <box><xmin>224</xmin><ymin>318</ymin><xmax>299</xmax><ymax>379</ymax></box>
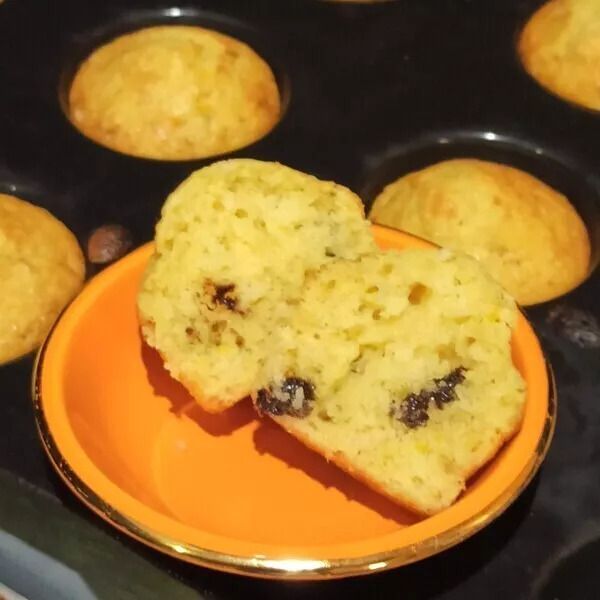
<box><xmin>214</xmin><ymin>284</ymin><xmax>238</xmax><ymax>311</ymax></box>
<box><xmin>256</xmin><ymin>377</ymin><xmax>315</xmax><ymax>418</ymax></box>
<box><xmin>203</xmin><ymin>280</ymin><xmax>242</xmax><ymax>313</ymax></box>
<box><xmin>432</xmin><ymin>367</ymin><xmax>467</xmax><ymax>409</ymax></box>
<box><xmin>390</xmin><ymin>393</ymin><xmax>430</xmax><ymax>429</ymax></box>
<box><xmin>391</xmin><ymin>366</ymin><xmax>467</xmax><ymax>428</ymax></box>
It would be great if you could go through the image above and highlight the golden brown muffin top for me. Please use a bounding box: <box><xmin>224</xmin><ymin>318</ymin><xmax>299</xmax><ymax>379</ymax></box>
<box><xmin>369</xmin><ymin>158</ymin><xmax>590</xmax><ymax>305</ymax></box>
<box><xmin>69</xmin><ymin>26</ymin><xmax>281</xmax><ymax>160</ymax></box>
<box><xmin>519</xmin><ymin>0</ymin><xmax>600</xmax><ymax>111</ymax></box>
<box><xmin>0</xmin><ymin>194</ymin><xmax>85</xmax><ymax>363</ymax></box>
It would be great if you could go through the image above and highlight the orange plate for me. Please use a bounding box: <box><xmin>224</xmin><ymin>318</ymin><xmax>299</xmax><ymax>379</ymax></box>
<box><xmin>32</xmin><ymin>224</ymin><xmax>555</xmax><ymax>580</ymax></box>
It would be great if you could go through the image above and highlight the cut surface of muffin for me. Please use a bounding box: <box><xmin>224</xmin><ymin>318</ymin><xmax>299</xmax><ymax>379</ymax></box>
<box><xmin>137</xmin><ymin>159</ymin><xmax>376</xmax><ymax>412</ymax></box>
<box><xmin>254</xmin><ymin>249</ymin><xmax>526</xmax><ymax>515</ymax></box>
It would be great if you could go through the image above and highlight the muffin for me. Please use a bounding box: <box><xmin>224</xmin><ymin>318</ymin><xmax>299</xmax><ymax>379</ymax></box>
<box><xmin>137</xmin><ymin>159</ymin><xmax>377</xmax><ymax>412</ymax></box>
<box><xmin>69</xmin><ymin>26</ymin><xmax>281</xmax><ymax>160</ymax></box>
<box><xmin>254</xmin><ymin>248</ymin><xmax>525</xmax><ymax>515</ymax></box>
<box><xmin>0</xmin><ymin>194</ymin><xmax>85</xmax><ymax>364</ymax></box>
<box><xmin>369</xmin><ymin>158</ymin><xmax>590</xmax><ymax>305</ymax></box>
<box><xmin>519</xmin><ymin>0</ymin><xmax>600</xmax><ymax>111</ymax></box>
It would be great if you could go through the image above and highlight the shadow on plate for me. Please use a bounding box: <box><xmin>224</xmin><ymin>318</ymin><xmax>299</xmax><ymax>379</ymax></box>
<box><xmin>142</xmin><ymin>338</ymin><xmax>416</xmax><ymax>525</ymax></box>
<box><xmin>252</xmin><ymin>420</ymin><xmax>418</xmax><ymax>527</ymax></box>
<box><xmin>141</xmin><ymin>341</ymin><xmax>256</xmax><ymax>435</ymax></box>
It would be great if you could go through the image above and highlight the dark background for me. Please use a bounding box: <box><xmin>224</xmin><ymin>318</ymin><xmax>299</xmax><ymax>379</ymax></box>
<box><xmin>1</xmin><ymin>0</ymin><xmax>600</xmax><ymax>597</ymax></box>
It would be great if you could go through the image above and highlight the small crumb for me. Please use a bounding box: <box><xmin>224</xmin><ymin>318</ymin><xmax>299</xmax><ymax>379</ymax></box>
<box><xmin>87</xmin><ymin>224</ymin><xmax>132</xmax><ymax>264</ymax></box>
<box><xmin>438</xmin><ymin>248</ymin><xmax>454</xmax><ymax>261</ymax></box>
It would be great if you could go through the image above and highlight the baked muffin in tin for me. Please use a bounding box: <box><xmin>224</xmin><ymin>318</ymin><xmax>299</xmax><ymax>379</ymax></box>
<box><xmin>0</xmin><ymin>193</ymin><xmax>85</xmax><ymax>364</ymax></box>
<box><xmin>519</xmin><ymin>0</ymin><xmax>600</xmax><ymax>111</ymax></box>
<box><xmin>369</xmin><ymin>158</ymin><xmax>590</xmax><ymax>306</ymax></box>
<box><xmin>69</xmin><ymin>25</ymin><xmax>281</xmax><ymax>160</ymax></box>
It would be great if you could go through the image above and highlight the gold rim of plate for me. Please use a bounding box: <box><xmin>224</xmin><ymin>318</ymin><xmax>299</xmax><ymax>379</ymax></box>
<box><xmin>31</xmin><ymin>320</ymin><xmax>557</xmax><ymax>580</ymax></box>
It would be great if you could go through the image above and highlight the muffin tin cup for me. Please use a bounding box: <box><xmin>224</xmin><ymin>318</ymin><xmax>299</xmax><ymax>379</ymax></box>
<box><xmin>358</xmin><ymin>129</ymin><xmax>600</xmax><ymax>304</ymax></box>
<box><xmin>57</xmin><ymin>7</ymin><xmax>292</xmax><ymax>164</ymax></box>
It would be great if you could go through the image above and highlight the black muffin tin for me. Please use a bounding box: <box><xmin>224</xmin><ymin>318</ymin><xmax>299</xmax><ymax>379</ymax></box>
<box><xmin>2</xmin><ymin>0</ymin><xmax>600</xmax><ymax>598</ymax></box>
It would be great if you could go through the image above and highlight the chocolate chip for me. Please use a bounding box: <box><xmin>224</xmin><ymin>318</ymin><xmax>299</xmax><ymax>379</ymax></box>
<box><xmin>390</xmin><ymin>366</ymin><xmax>467</xmax><ymax>428</ymax></box>
<box><xmin>203</xmin><ymin>280</ymin><xmax>242</xmax><ymax>313</ymax></box>
<box><xmin>256</xmin><ymin>377</ymin><xmax>315</xmax><ymax>418</ymax></box>
<box><xmin>214</xmin><ymin>284</ymin><xmax>238</xmax><ymax>311</ymax></box>
<box><xmin>390</xmin><ymin>393</ymin><xmax>430</xmax><ymax>429</ymax></box>
<box><xmin>432</xmin><ymin>367</ymin><xmax>467</xmax><ymax>409</ymax></box>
